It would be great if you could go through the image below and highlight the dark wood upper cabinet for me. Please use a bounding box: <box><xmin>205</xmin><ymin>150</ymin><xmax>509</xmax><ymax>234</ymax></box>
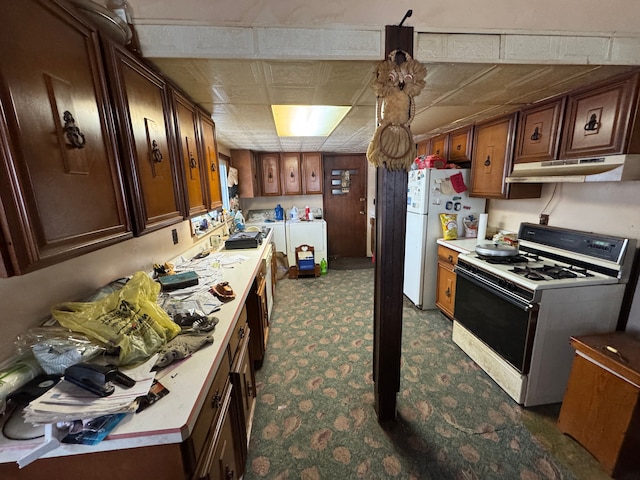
<box><xmin>102</xmin><ymin>37</ymin><xmax>184</xmax><ymax>235</ymax></box>
<box><xmin>470</xmin><ymin>113</ymin><xmax>541</xmax><ymax>199</ymax></box>
<box><xmin>560</xmin><ymin>73</ymin><xmax>640</xmax><ymax>159</ymax></box>
<box><xmin>0</xmin><ymin>0</ymin><xmax>132</xmax><ymax>276</ymax></box>
<box><xmin>199</xmin><ymin>111</ymin><xmax>223</xmax><ymax>210</ymax></box>
<box><xmin>429</xmin><ymin>133</ymin><xmax>448</xmax><ymax>158</ymax></box>
<box><xmin>302</xmin><ymin>153</ymin><xmax>323</xmax><ymax>194</ymax></box>
<box><xmin>259</xmin><ymin>153</ymin><xmax>282</xmax><ymax>196</ymax></box>
<box><xmin>280</xmin><ymin>153</ymin><xmax>302</xmax><ymax>195</ymax></box>
<box><xmin>515</xmin><ymin>98</ymin><xmax>565</xmax><ymax>164</ymax></box>
<box><xmin>171</xmin><ymin>89</ymin><xmax>207</xmax><ymax>218</ymax></box>
<box><xmin>448</xmin><ymin>126</ymin><xmax>474</xmax><ymax>163</ymax></box>
<box><xmin>230</xmin><ymin>149</ymin><xmax>259</xmax><ymax>198</ymax></box>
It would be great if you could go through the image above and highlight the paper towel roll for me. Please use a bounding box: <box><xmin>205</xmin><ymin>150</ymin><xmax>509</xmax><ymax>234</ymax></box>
<box><xmin>476</xmin><ymin>214</ymin><xmax>488</xmax><ymax>245</ymax></box>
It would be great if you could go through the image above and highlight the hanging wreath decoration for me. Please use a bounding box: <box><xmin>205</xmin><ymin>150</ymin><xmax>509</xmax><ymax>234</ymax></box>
<box><xmin>366</xmin><ymin>49</ymin><xmax>427</xmax><ymax>171</ymax></box>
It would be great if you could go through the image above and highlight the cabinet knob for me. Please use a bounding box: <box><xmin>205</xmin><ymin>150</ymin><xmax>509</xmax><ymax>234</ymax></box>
<box><xmin>238</xmin><ymin>326</ymin><xmax>245</xmax><ymax>338</ymax></box>
<box><xmin>63</xmin><ymin>111</ymin><xmax>86</xmax><ymax>149</ymax></box>
<box><xmin>225</xmin><ymin>466</ymin><xmax>235</xmax><ymax>479</ymax></box>
<box><xmin>211</xmin><ymin>161</ymin><xmax>216</xmax><ymax>172</ymax></box>
<box><xmin>456</xmin><ymin>144</ymin><xmax>462</xmax><ymax>151</ymax></box>
<box><xmin>211</xmin><ymin>390</ymin><xmax>222</xmax><ymax>409</ymax></box>
<box><xmin>247</xmin><ymin>382</ymin><xmax>254</xmax><ymax>397</ymax></box>
<box><xmin>447</xmin><ymin>255</ymin><xmax>453</xmax><ymax>263</ymax></box>
<box><xmin>484</xmin><ymin>156</ymin><xmax>491</xmax><ymax>167</ymax></box>
<box><xmin>445</xmin><ymin>287</ymin><xmax>451</xmax><ymax>298</ymax></box>
<box><xmin>189</xmin><ymin>152</ymin><xmax>197</xmax><ymax>168</ymax></box>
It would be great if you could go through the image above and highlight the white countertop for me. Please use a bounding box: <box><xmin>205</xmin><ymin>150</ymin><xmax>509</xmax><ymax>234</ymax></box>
<box><xmin>437</xmin><ymin>237</ymin><xmax>481</xmax><ymax>254</ymax></box>
<box><xmin>0</xmin><ymin>231</ymin><xmax>272</xmax><ymax>465</ymax></box>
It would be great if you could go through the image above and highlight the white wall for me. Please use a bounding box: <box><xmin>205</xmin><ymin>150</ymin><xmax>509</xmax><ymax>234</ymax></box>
<box><xmin>488</xmin><ymin>180</ymin><xmax>640</xmax><ymax>331</ymax></box>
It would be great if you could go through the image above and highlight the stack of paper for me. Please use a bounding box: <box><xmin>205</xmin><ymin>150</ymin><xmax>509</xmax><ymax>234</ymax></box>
<box><xmin>23</xmin><ymin>356</ymin><xmax>157</xmax><ymax>424</ymax></box>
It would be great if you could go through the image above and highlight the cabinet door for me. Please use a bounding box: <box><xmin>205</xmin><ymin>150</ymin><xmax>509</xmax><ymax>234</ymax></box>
<box><xmin>173</xmin><ymin>90</ymin><xmax>207</xmax><ymax>217</ymax></box>
<box><xmin>247</xmin><ymin>276</ymin><xmax>268</xmax><ymax>367</ymax></box>
<box><xmin>194</xmin><ymin>385</ymin><xmax>240</xmax><ymax>480</ymax></box>
<box><xmin>281</xmin><ymin>152</ymin><xmax>302</xmax><ymax>195</ymax></box>
<box><xmin>0</xmin><ymin>0</ymin><xmax>131</xmax><ymax>276</ymax></box>
<box><xmin>302</xmin><ymin>153</ymin><xmax>323</xmax><ymax>194</ymax></box>
<box><xmin>436</xmin><ymin>262</ymin><xmax>456</xmax><ymax>319</ymax></box>
<box><xmin>230</xmin><ymin>328</ymin><xmax>256</xmax><ymax>471</ymax></box>
<box><xmin>416</xmin><ymin>141</ymin><xmax>429</xmax><ymax>156</ymax></box>
<box><xmin>103</xmin><ymin>38</ymin><xmax>184</xmax><ymax>235</ymax></box>
<box><xmin>471</xmin><ymin>115</ymin><xmax>515</xmax><ymax>198</ymax></box>
<box><xmin>199</xmin><ymin>112</ymin><xmax>222</xmax><ymax>210</ymax></box>
<box><xmin>259</xmin><ymin>153</ymin><xmax>281</xmax><ymax>196</ymax></box>
<box><xmin>560</xmin><ymin>74</ymin><xmax>640</xmax><ymax>158</ymax></box>
<box><xmin>448</xmin><ymin>126</ymin><xmax>473</xmax><ymax>163</ymax></box>
<box><xmin>429</xmin><ymin>134</ymin><xmax>448</xmax><ymax>158</ymax></box>
<box><xmin>230</xmin><ymin>149</ymin><xmax>258</xmax><ymax>198</ymax></box>
<box><xmin>515</xmin><ymin>98</ymin><xmax>565</xmax><ymax>164</ymax></box>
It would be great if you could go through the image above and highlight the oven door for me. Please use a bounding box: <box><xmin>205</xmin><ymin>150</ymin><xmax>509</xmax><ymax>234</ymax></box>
<box><xmin>454</xmin><ymin>269</ymin><xmax>538</xmax><ymax>374</ymax></box>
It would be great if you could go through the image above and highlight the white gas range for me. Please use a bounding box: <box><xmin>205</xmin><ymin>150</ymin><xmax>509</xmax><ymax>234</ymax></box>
<box><xmin>452</xmin><ymin>223</ymin><xmax>637</xmax><ymax>406</ymax></box>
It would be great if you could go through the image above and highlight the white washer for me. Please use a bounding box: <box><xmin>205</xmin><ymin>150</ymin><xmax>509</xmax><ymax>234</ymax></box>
<box><xmin>286</xmin><ymin>220</ymin><xmax>327</xmax><ymax>268</ymax></box>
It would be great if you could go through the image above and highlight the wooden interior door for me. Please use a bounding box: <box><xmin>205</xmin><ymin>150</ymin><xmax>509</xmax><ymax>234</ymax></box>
<box><xmin>323</xmin><ymin>154</ymin><xmax>367</xmax><ymax>258</ymax></box>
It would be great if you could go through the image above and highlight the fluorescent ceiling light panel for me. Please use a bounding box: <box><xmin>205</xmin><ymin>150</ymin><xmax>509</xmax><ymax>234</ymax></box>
<box><xmin>271</xmin><ymin>105</ymin><xmax>351</xmax><ymax>137</ymax></box>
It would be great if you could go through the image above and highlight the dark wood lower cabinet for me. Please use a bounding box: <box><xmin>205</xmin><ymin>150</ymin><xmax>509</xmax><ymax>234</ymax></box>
<box><xmin>246</xmin><ymin>273</ymin><xmax>269</xmax><ymax>368</ymax></box>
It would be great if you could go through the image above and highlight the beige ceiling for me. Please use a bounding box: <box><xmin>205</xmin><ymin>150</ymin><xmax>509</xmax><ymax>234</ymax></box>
<box><xmin>149</xmin><ymin>58</ymin><xmax>637</xmax><ymax>154</ymax></box>
<box><xmin>119</xmin><ymin>0</ymin><xmax>640</xmax><ymax>154</ymax></box>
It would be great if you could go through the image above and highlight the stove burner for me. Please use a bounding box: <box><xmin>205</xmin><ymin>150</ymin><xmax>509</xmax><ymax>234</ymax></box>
<box><xmin>510</xmin><ymin>266</ymin><xmax>546</xmax><ymax>281</ymax></box>
<box><xmin>509</xmin><ymin>263</ymin><xmax>594</xmax><ymax>281</ymax></box>
<box><xmin>478</xmin><ymin>254</ymin><xmax>529</xmax><ymax>265</ymax></box>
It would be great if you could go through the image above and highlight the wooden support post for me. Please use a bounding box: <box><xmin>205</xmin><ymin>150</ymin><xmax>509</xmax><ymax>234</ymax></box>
<box><xmin>373</xmin><ymin>24</ymin><xmax>414</xmax><ymax>423</ymax></box>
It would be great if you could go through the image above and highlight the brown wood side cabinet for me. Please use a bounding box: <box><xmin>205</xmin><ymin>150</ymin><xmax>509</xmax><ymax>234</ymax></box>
<box><xmin>435</xmin><ymin>245</ymin><xmax>459</xmax><ymax>319</ymax></box>
<box><xmin>199</xmin><ymin>111</ymin><xmax>223</xmax><ymax>210</ymax></box>
<box><xmin>302</xmin><ymin>153</ymin><xmax>323</xmax><ymax>194</ymax></box>
<box><xmin>558</xmin><ymin>332</ymin><xmax>640</xmax><ymax>478</ymax></box>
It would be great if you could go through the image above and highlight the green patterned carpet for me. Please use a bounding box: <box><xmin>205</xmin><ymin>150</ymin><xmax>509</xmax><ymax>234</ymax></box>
<box><xmin>244</xmin><ymin>269</ymin><xmax>606</xmax><ymax>479</ymax></box>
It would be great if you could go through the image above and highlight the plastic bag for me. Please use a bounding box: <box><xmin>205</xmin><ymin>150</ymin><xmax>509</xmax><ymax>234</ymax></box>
<box><xmin>440</xmin><ymin>213</ymin><xmax>458</xmax><ymax>240</ymax></box>
<box><xmin>15</xmin><ymin>327</ymin><xmax>104</xmax><ymax>375</ymax></box>
<box><xmin>51</xmin><ymin>272</ymin><xmax>180</xmax><ymax>366</ymax></box>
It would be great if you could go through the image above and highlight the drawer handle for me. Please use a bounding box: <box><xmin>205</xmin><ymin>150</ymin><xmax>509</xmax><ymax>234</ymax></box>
<box><xmin>238</xmin><ymin>326</ymin><xmax>245</xmax><ymax>338</ymax></box>
<box><xmin>63</xmin><ymin>111</ymin><xmax>86</xmax><ymax>149</ymax></box>
<box><xmin>445</xmin><ymin>287</ymin><xmax>451</xmax><ymax>298</ymax></box>
<box><xmin>247</xmin><ymin>382</ymin><xmax>254</xmax><ymax>397</ymax></box>
<box><xmin>211</xmin><ymin>390</ymin><xmax>222</xmax><ymax>409</ymax></box>
<box><xmin>447</xmin><ymin>255</ymin><xmax>453</xmax><ymax>262</ymax></box>
<box><xmin>484</xmin><ymin>155</ymin><xmax>491</xmax><ymax>167</ymax></box>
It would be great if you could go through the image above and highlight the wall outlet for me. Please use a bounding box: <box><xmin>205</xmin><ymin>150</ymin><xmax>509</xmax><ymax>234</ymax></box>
<box><xmin>172</xmin><ymin>228</ymin><xmax>178</xmax><ymax>244</ymax></box>
<box><xmin>539</xmin><ymin>214</ymin><xmax>549</xmax><ymax>225</ymax></box>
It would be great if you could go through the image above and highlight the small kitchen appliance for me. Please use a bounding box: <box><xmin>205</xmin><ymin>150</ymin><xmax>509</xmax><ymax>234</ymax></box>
<box><xmin>453</xmin><ymin>222</ymin><xmax>637</xmax><ymax>406</ymax></box>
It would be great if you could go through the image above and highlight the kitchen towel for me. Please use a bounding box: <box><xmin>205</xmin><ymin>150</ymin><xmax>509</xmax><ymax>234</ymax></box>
<box><xmin>477</xmin><ymin>213</ymin><xmax>488</xmax><ymax>244</ymax></box>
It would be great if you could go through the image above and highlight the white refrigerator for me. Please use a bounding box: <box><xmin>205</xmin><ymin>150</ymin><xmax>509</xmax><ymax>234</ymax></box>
<box><xmin>403</xmin><ymin>169</ymin><xmax>486</xmax><ymax>309</ymax></box>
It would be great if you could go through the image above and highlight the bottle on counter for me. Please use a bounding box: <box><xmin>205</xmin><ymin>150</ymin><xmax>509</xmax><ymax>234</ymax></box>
<box><xmin>290</xmin><ymin>206</ymin><xmax>298</xmax><ymax>220</ymax></box>
<box><xmin>235</xmin><ymin>209</ymin><xmax>245</xmax><ymax>231</ymax></box>
<box><xmin>305</xmin><ymin>205</ymin><xmax>310</xmax><ymax>219</ymax></box>
<box><xmin>275</xmin><ymin>204</ymin><xmax>284</xmax><ymax>221</ymax></box>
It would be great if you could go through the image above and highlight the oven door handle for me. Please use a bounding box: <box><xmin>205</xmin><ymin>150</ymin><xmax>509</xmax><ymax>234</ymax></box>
<box><xmin>456</xmin><ymin>267</ymin><xmax>539</xmax><ymax>312</ymax></box>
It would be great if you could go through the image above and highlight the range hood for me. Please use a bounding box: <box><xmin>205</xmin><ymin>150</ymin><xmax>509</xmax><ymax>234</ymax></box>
<box><xmin>506</xmin><ymin>154</ymin><xmax>640</xmax><ymax>183</ymax></box>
